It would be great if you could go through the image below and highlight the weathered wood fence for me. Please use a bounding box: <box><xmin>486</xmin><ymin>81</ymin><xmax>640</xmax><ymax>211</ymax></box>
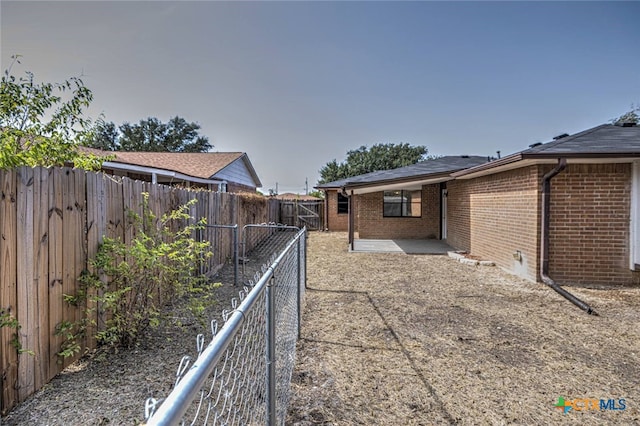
<box><xmin>279</xmin><ymin>200</ymin><xmax>324</xmax><ymax>230</ymax></box>
<box><xmin>0</xmin><ymin>166</ymin><xmax>279</xmax><ymax>415</ymax></box>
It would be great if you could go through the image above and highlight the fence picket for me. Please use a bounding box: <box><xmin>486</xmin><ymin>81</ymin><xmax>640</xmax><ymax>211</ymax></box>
<box><xmin>47</xmin><ymin>168</ymin><xmax>64</xmax><ymax>380</ymax></box>
<box><xmin>16</xmin><ymin>167</ymin><xmax>36</xmax><ymax>402</ymax></box>
<box><xmin>1</xmin><ymin>170</ymin><xmax>18</xmax><ymax>415</ymax></box>
<box><xmin>33</xmin><ymin>167</ymin><xmax>50</xmax><ymax>390</ymax></box>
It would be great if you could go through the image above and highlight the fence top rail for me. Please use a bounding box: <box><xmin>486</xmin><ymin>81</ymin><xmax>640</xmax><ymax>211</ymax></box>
<box><xmin>145</xmin><ymin>227</ymin><xmax>306</xmax><ymax>425</ymax></box>
<box><xmin>202</xmin><ymin>224</ymin><xmax>238</xmax><ymax>229</ymax></box>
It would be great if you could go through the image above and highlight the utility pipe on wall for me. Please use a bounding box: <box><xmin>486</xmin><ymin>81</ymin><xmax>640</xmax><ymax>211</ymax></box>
<box><xmin>540</xmin><ymin>158</ymin><xmax>598</xmax><ymax>315</ymax></box>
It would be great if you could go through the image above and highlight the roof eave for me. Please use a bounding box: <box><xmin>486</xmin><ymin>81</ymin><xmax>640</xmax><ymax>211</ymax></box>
<box><xmin>212</xmin><ymin>153</ymin><xmax>263</xmax><ymax>188</ymax></box>
<box><xmin>342</xmin><ymin>172</ymin><xmax>454</xmax><ymax>195</ymax></box>
<box><xmin>102</xmin><ymin>161</ymin><xmax>226</xmax><ymax>185</ymax></box>
<box><xmin>454</xmin><ymin>153</ymin><xmax>640</xmax><ymax>180</ymax></box>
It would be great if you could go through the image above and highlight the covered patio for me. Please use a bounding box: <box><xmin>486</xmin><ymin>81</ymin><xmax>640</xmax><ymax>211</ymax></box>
<box><xmin>350</xmin><ymin>238</ymin><xmax>454</xmax><ymax>254</ymax></box>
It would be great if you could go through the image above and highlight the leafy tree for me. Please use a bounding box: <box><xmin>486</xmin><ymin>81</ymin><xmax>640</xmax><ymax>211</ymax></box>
<box><xmin>88</xmin><ymin>119</ymin><xmax>119</xmax><ymax>151</ymax></box>
<box><xmin>85</xmin><ymin>116</ymin><xmax>212</xmax><ymax>152</ymax></box>
<box><xmin>0</xmin><ymin>55</ymin><xmax>104</xmax><ymax>169</ymax></box>
<box><xmin>308</xmin><ymin>190</ymin><xmax>325</xmax><ymax>199</ymax></box>
<box><xmin>612</xmin><ymin>105</ymin><xmax>639</xmax><ymax>125</ymax></box>
<box><xmin>318</xmin><ymin>142</ymin><xmax>428</xmax><ymax>185</ymax></box>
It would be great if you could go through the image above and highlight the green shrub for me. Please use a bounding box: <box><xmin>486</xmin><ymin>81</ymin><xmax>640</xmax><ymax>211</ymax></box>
<box><xmin>59</xmin><ymin>194</ymin><xmax>217</xmax><ymax>355</ymax></box>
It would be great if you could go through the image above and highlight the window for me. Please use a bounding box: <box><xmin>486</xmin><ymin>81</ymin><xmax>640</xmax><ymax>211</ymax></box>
<box><xmin>337</xmin><ymin>193</ymin><xmax>349</xmax><ymax>214</ymax></box>
<box><xmin>383</xmin><ymin>190</ymin><xmax>421</xmax><ymax>217</ymax></box>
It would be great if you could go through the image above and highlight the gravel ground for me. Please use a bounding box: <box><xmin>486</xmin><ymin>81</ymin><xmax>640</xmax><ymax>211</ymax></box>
<box><xmin>287</xmin><ymin>232</ymin><xmax>640</xmax><ymax>425</ymax></box>
<box><xmin>3</xmin><ymin>231</ymin><xmax>640</xmax><ymax>425</ymax></box>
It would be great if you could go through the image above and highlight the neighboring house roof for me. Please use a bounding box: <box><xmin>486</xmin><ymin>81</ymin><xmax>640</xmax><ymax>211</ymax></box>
<box><xmin>274</xmin><ymin>193</ymin><xmax>322</xmax><ymax>201</ymax></box>
<box><xmin>454</xmin><ymin>123</ymin><xmax>640</xmax><ymax>179</ymax></box>
<box><xmin>80</xmin><ymin>147</ymin><xmax>262</xmax><ymax>188</ymax></box>
<box><xmin>316</xmin><ymin>155</ymin><xmax>489</xmax><ymax>194</ymax></box>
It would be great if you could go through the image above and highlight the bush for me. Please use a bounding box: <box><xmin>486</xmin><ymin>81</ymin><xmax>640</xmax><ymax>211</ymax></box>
<box><xmin>59</xmin><ymin>195</ymin><xmax>216</xmax><ymax>355</ymax></box>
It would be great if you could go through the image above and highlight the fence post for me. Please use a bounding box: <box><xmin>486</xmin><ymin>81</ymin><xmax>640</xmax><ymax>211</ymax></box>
<box><xmin>266</xmin><ymin>275</ymin><xmax>277</xmax><ymax>426</ymax></box>
<box><xmin>233</xmin><ymin>225</ymin><xmax>239</xmax><ymax>287</ymax></box>
<box><xmin>297</xmin><ymin>236</ymin><xmax>302</xmax><ymax>340</ymax></box>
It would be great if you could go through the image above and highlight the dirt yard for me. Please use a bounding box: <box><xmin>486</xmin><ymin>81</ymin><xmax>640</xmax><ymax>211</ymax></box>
<box><xmin>3</xmin><ymin>231</ymin><xmax>640</xmax><ymax>425</ymax></box>
<box><xmin>287</xmin><ymin>232</ymin><xmax>640</xmax><ymax>425</ymax></box>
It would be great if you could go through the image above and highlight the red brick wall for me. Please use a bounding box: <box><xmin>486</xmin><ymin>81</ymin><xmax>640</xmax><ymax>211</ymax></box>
<box><xmin>357</xmin><ymin>185</ymin><xmax>441</xmax><ymax>239</ymax></box>
<box><xmin>548</xmin><ymin>163</ymin><xmax>638</xmax><ymax>287</ymax></box>
<box><xmin>325</xmin><ymin>190</ymin><xmax>354</xmax><ymax>232</ymax></box>
<box><xmin>447</xmin><ymin>167</ymin><xmax>540</xmax><ymax>281</ymax></box>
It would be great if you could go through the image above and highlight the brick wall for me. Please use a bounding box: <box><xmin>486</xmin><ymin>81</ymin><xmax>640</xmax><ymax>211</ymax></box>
<box><xmin>447</xmin><ymin>166</ymin><xmax>540</xmax><ymax>281</ymax></box>
<box><xmin>548</xmin><ymin>163</ymin><xmax>638</xmax><ymax>287</ymax></box>
<box><xmin>325</xmin><ymin>190</ymin><xmax>353</xmax><ymax>232</ymax></box>
<box><xmin>357</xmin><ymin>185</ymin><xmax>441</xmax><ymax>239</ymax></box>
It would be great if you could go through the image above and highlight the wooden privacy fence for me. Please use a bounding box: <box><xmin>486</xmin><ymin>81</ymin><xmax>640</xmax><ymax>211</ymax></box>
<box><xmin>279</xmin><ymin>200</ymin><xmax>324</xmax><ymax>230</ymax></box>
<box><xmin>0</xmin><ymin>166</ymin><xmax>278</xmax><ymax>415</ymax></box>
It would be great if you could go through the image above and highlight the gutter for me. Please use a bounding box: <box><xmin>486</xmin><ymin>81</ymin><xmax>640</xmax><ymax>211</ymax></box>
<box><xmin>540</xmin><ymin>158</ymin><xmax>597</xmax><ymax>315</ymax></box>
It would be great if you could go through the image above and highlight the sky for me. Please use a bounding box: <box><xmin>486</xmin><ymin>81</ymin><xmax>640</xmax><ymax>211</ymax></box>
<box><xmin>2</xmin><ymin>1</ymin><xmax>639</xmax><ymax>194</ymax></box>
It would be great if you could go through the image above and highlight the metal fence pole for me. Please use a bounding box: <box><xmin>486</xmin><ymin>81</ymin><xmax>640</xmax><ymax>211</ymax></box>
<box><xmin>233</xmin><ymin>224</ymin><xmax>239</xmax><ymax>286</ymax></box>
<box><xmin>297</xmin><ymin>236</ymin><xmax>302</xmax><ymax>340</ymax></box>
<box><xmin>266</xmin><ymin>275</ymin><xmax>277</xmax><ymax>426</ymax></box>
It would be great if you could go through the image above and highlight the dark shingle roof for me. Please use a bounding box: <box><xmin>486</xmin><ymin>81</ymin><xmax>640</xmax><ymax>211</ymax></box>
<box><xmin>317</xmin><ymin>155</ymin><xmax>489</xmax><ymax>189</ymax></box>
<box><xmin>521</xmin><ymin>124</ymin><xmax>640</xmax><ymax>156</ymax></box>
<box><xmin>453</xmin><ymin>123</ymin><xmax>640</xmax><ymax>178</ymax></box>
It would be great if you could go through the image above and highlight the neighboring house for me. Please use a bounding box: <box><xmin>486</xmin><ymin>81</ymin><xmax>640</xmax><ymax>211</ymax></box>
<box><xmin>316</xmin><ymin>155</ymin><xmax>489</xmax><ymax>236</ymax></box>
<box><xmin>274</xmin><ymin>192</ymin><xmax>323</xmax><ymax>201</ymax></box>
<box><xmin>81</xmin><ymin>148</ymin><xmax>262</xmax><ymax>192</ymax></box>
<box><xmin>316</xmin><ymin>123</ymin><xmax>640</xmax><ymax>287</ymax></box>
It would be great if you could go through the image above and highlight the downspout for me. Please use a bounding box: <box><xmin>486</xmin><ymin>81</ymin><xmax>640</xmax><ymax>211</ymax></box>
<box><xmin>540</xmin><ymin>159</ymin><xmax>598</xmax><ymax>315</ymax></box>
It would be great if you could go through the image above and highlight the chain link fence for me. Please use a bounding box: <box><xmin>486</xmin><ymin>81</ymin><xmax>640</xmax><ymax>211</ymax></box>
<box><xmin>241</xmin><ymin>224</ymin><xmax>301</xmax><ymax>280</ymax></box>
<box><xmin>144</xmin><ymin>226</ymin><xmax>306</xmax><ymax>425</ymax></box>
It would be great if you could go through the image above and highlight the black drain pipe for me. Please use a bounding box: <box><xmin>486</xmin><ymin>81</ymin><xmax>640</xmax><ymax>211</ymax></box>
<box><xmin>540</xmin><ymin>158</ymin><xmax>598</xmax><ymax>315</ymax></box>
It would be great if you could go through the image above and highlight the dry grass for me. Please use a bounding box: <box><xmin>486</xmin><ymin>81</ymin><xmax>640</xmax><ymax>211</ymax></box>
<box><xmin>287</xmin><ymin>232</ymin><xmax>640</xmax><ymax>425</ymax></box>
<box><xmin>3</xmin><ymin>231</ymin><xmax>639</xmax><ymax>425</ymax></box>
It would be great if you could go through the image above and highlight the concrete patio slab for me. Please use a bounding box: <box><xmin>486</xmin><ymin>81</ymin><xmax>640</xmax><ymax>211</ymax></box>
<box><xmin>351</xmin><ymin>238</ymin><xmax>453</xmax><ymax>254</ymax></box>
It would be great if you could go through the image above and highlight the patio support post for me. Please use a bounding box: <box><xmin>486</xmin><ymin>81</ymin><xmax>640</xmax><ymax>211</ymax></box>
<box><xmin>348</xmin><ymin>189</ymin><xmax>354</xmax><ymax>251</ymax></box>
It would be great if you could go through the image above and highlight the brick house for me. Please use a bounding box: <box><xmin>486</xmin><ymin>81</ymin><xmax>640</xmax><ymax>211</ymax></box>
<box><xmin>316</xmin><ymin>155</ymin><xmax>489</xmax><ymax>238</ymax></box>
<box><xmin>316</xmin><ymin>123</ymin><xmax>640</xmax><ymax>287</ymax></box>
<box><xmin>81</xmin><ymin>148</ymin><xmax>262</xmax><ymax>192</ymax></box>
<box><xmin>449</xmin><ymin>123</ymin><xmax>640</xmax><ymax>287</ymax></box>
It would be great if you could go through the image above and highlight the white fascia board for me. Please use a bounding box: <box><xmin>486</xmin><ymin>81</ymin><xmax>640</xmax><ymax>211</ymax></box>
<box><xmin>349</xmin><ymin>176</ymin><xmax>451</xmax><ymax>195</ymax></box>
<box><xmin>103</xmin><ymin>161</ymin><xmax>226</xmax><ymax>185</ymax></box>
<box><xmin>456</xmin><ymin>157</ymin><xmax>640</xmax><ymax>180</ymax></box>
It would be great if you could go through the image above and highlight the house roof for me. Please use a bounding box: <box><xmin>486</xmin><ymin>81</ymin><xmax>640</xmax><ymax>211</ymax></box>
<box><xmin>454</xmin><ymin>123</ymin><xmax>640</xmax><ymax>179</ymax></box>
<box><xmin>316</xmin><ymin>155</ymin><xmax>489</xmax><ymax>193</ymax></box>
<box><xmin>80</xmin><ymin>147</ymin><xmax>262</xmax><ymax>187</ymax></box>
<box><xmin>274</xmin><ymin>193</ymin><xmax>322</xmax><ymax>201</ymax></box>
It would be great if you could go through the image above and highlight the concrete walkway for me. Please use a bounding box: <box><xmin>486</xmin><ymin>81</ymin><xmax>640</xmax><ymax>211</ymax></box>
<box><xmin>350</xmin><ymin>238</ymin><xmax>453</xmax><ymax>254</ymax></box>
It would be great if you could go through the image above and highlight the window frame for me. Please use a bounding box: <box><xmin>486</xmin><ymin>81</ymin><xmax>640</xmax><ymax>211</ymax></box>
<box><xmin>337</xmin><ymin>193</ymin><xmax>349</xmax><ymax>215</ymax></box>
<box><xmin>383</xmin><ymin>189</ymin><xmax>422</xmax><ymax>218</ymax></box>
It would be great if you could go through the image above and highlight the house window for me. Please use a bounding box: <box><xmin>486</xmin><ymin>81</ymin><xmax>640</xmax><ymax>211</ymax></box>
<box><xmin>383</xmin><ymin>190</ymin><xmax>421</xmax><ymax>217</ymax></box>
<box><xmin>337</xmin><ymin>193</ymin><xmax>349</xmax><ymax>214</ymax></box>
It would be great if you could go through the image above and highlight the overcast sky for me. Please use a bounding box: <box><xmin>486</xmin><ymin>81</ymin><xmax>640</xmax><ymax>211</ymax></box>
<box><xmin>2</xmin><ymin>1</ymin><xmax>639</xmax><ymax>194</ymax></box>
